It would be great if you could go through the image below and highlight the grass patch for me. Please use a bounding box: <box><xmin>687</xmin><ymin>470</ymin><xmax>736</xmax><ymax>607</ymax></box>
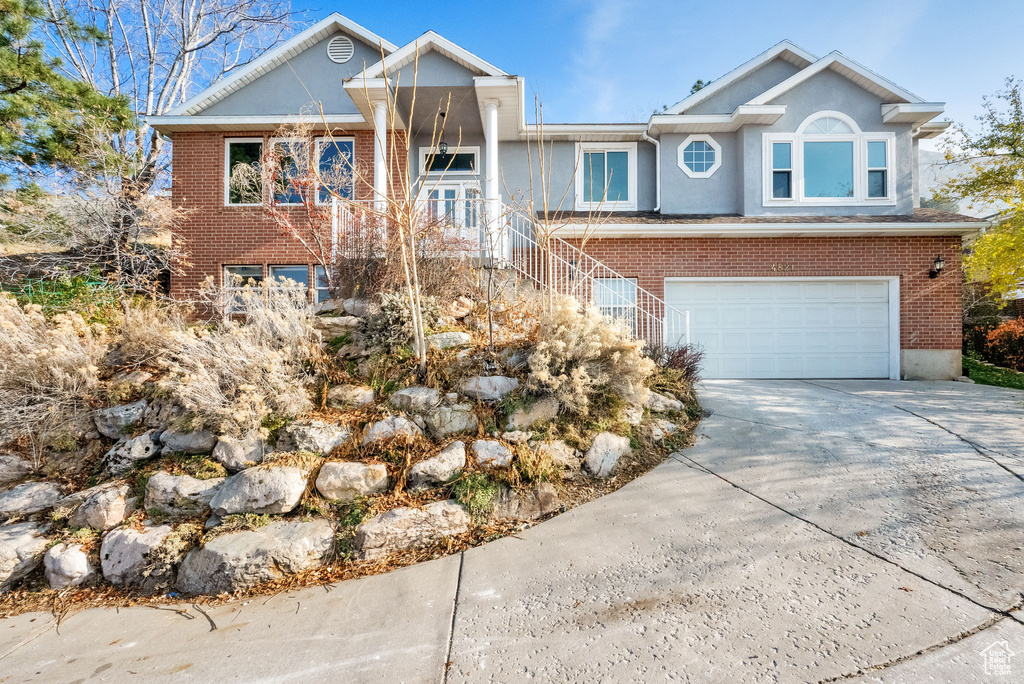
<box><xmin>325</xmin><ymin>333</ymin><xmax>352</xmax><ymax>355</ymax></box>
<box><xmin>333</xmin><ymin>497</ymin><xmax>371</xmax><ymax>560</ymax></box>
<box><xmin>963</xmin><ymin>356</ymin><xmax>1024</xmax><ymax>390</ymax></box>
<box><xmin>451</xmin><ymin>472</ymin><xmax>500</xmax><ymax>520</ymax></box>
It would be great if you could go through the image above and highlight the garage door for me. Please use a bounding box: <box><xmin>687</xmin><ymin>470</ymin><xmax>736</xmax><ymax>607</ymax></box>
<box><xmin>664</xmin><ymin>279</ymin><xmax>895</xmax><ymax>379</ymax></box>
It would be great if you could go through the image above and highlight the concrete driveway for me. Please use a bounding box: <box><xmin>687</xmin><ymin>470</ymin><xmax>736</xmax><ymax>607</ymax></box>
<box><xmin>2</xmin><ymin>380</ymin><xmax>1023</xmax><ymax>683</ymax></box>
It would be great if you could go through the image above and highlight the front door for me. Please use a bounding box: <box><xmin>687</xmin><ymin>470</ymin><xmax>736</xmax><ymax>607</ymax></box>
<box><xmin>425</xmin><ymin>182</ymin><xmax>482</xmax><ymax>249</ymax></box>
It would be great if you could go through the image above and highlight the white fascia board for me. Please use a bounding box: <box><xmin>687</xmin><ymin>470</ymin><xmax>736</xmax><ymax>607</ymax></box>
<box><xmin>147</xmin><ymin>114</ymin><xmax>368</xmax><ymax>133</ymax></box>
<box><xmin>882</xmin><ymin>102</ymin><xmax>946</xmax><ymax>125</ymax></box>
<box><xmin>520</xmin><ymin>123</ymin><xmax>648</xmax><ymax>141</ymax></box>
<box><xmin>568</xmin><ymin>221</ymin><xmax>985</xmax><ymax>238</ymax></box>
<box><xmin>649</xmin><ymin>105</ymin><xmax>786</xmax><ymax>133</ymax></box>
<box><xmin>748</xmin><ymin>52</ymin><xmax>926</xmax><ymax>106</ymax></box>
<box><xmin>167</xmin><ymin>13</ymin><xmax>396</xmax><ymax>117</ymax></box>
<box><xmin>663</xmin><ymin>40</ymin><xmax>817</xmax><ymax>115</ymax></box>
<box><xmin>913</xmin><ymin>121</ymin><xmax>952</xmax><ymax>139</ymax></box>
<box><xmin>355</xmin><ymin>30</ymin><xmax>507</xmax><ymax>80</ymax></box>
<box><xmin>474</xmin><ymin>76</ymin><xmax>523</xmax><ymax>139</ymax></box>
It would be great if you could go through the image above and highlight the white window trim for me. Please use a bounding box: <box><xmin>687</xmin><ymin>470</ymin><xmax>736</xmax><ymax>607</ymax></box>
<box><xmin>224</xmin><ymin>138</ymin><xmax>264</xmax><ymax>207</ymax></box>
<box><xmin>574</xmin><ymin>142</ymin><xmax>638</xmax><ymax>211</ymax></box>
<box><xmin>418</xmin><ymin>145</ymin><xmax>480</xmax><ymax>176</ymax></box>
<box><xmin>762</xmin><ymin>111</ymin><xmax>896</xmax><ymax>207</ymax></box>
<box><xmin>315</xmin><ymin>136</ymin><xmax>355</xmax><ymax>205</ymax></box>
<box><xmin>677</xmin><ymin>134</ymin><xmax>722</xmax><ymax>179</ymax></box>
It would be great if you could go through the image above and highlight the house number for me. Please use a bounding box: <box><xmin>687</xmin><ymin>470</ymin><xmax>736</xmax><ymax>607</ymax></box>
<box><xmin>770</xmin><ymin>263</ymin><xmax>793</xmax><ymax>272</ymax></box>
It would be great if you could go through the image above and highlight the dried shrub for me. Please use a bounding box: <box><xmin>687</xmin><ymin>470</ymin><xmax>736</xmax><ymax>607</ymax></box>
<box><xmin>364</xmin><ymin>292</ymin><xmax>442</xmax><ymax>351</ymax></box>
<box><xmin>0</xmin><ymin>294</ymin><xmax>107</xmax><ymax>454</ymax></box>
<box><xmin>644</xmin><ymin>343</ymin><xmax>705</xmax><ymax>384</ymax></box>
<box><xmin>985</xmin><ymin>318</ymin><xmax>1024</xmax><ymax>371</ymax></box>
<box><xmin>111</xmin><ymin>302</ymin><xmax>190</xmax><ymax>368</ymax></box>
<box><xmin>525</xmin><ymin>296</ymin><xmax>654</xmax><ymax>415</ymax></box>
<box><xmin>155</xmin><ymin>280</ymin><xmax>317</xmax><ymax>436</ymax></box>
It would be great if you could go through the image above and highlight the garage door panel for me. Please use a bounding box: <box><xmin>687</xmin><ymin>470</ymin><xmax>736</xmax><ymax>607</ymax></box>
<box><xmin>665</xmin><ymin>279</ymin><xmax>893</xmax><ymax>379</ymax></box>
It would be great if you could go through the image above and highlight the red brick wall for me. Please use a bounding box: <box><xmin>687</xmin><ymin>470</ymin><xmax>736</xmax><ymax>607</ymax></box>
<box><xmin>169</xmin><ymin>129</ymin><xmax>407</xmax><ymax>298</ymax></box>
<box><xmin>577</xmin><ymin>236</ymin><xmax>963</xmax><ymax>350</ymax></box>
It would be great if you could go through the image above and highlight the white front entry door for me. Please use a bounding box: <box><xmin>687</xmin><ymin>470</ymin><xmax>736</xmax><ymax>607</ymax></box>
<box><xmin>663</xmin><ymin>278</ymin><xmax>898</xmax><ymax>379</ymax></box>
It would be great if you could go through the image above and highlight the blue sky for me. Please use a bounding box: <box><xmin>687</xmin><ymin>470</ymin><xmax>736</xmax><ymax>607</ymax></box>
<box><xmin>293</xmin><ymin>1</ymin><xmax>1024</xmax><ymax>149</ymax></box>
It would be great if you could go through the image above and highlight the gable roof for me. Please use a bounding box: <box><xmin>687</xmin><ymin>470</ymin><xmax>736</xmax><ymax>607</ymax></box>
<box><xmin>747</xmin><ymin>51</ymin><xmax>926</xmax><ymax>105</ymax></box>
<box><xmin>166</xmin><ymin>13</ymin><xmax>397</xmax><ymax>117</ymax></box>
<box><xmin>352</xmin><ymin>30</ymin><xmax>507</xmax><ymax>81</ymax></box>
<box><xmin>665</xmin><ymin>40</ymin><xmax>817</xmax><ymax>115</ymax></box>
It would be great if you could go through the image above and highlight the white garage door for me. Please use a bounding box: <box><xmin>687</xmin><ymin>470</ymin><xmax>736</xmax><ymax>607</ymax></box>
<box><xmin>664</xmin><ymin>279</ymin><xmax>895</xmax><ymax>379</ymax></box>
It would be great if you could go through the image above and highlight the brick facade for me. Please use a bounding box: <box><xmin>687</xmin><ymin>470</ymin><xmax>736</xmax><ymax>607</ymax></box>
<box><xmin>577</xmin><ymin>236</ymin><xmax>963</xmax><ymax>351</ymax></box>
<box><xmin>169</xmin><ymin>129</ymin><xmax>405</xmax><ymax>299</ymax></box>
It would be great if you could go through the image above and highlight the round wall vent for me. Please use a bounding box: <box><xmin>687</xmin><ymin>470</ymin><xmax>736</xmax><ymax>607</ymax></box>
<box><xmin>327</xmin><ymin>35</ymin><xmax>354</xmax><ymax>64</ymax></box>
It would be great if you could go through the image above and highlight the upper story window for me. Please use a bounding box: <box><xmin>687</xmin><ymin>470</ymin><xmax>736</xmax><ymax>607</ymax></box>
<box><xmin>271</xmin><ymin>140</ymin><xmax>305</xmax><ymax>205</ymax></box>
<box><xmin>420</xmin><ymin>146</ymin><xmax>478</xmax><ymax>175</ymax></box>
<box><xmin>316</xmin><ymin>137</ymin><xmax>354</xmax><ymax>204</ymax></box>
<box><xmin>226</xmin><ymin>136</ymin><xmax>355</xmax><ymax>206</ymax></box>
<box><xmin>677</xmin><ymin>134</ymin><xmax>721</xmax><ymax>178</ymax></box>
<box><xmin>575</xmin><ymin>142</ymin><xmax>637</xmax><ymax>210</ymax></box>
<box><xmin>226</xmin><ymin>139</ymin><xmax>263</xmax><ymax>205</ymax></box>
<box><xmin>763</xmin><ymin>111</ymin><xmax>894</xmax><ymax>207</ymax></box>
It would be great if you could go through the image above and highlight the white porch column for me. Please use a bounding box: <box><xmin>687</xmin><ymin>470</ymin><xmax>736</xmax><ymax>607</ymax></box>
<box><xmin>372</xmin><ymin>101</ymin><xmax>388</xmax><ymax>211</ymax></box>
<box><xmin>483</xmin><ymin>99</ymin><xmax>504</xmax><ymax>261</ymax></box>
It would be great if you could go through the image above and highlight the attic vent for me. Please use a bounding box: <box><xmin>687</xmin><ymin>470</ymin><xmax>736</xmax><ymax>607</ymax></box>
<box><xmin>327</xmin><ymin>35</ymin><xmax>354</xmax><ymax>64</ymax></box>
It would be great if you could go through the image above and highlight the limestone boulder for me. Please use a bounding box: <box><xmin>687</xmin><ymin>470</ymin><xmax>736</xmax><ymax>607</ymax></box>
<box><xmin>213</xmin><ymin>432</ymin><xmax>266</xmax><ymax>472</ymax></box>
<box><xmin>313</xmin><ymin>315</ymin><xmax>362</xmax><ymax>338</ymax></box>
<box><xmin>159</xmin><ymin>429</ymin><xmax>217</xmax><ymax>455</ymax></box>
<box><xmin>327</xmin><ymin>384</ymin><xmax>375</xmax><ymax>410</ymax></box>
<box><xmin>276</xmin><ymin>420</ymin><xmax>350</xmax><ymax>455</ymax></box>
<box><xmin>145</xmin><ymin>472</ymin><xmax>224</xmax><ymax>516</ymax></box>
<box><xmin>64</xmin><ymin>483</ymin><xmax>134</xmax><ymax>530</ymax></box>
<box><xmin>44</xmin><ymin>543</ymin><xmax>94</xmax><ymax>589</ymax></box>
<box><xmin>532</xmin><ymin>440</ymin><xmax>582</xmax><ymax>470</ymax></box>
<box><xmin>315</xmin><ymin>462</ymin><xmax>388</xmax><ymax>502</ymax></box>
<box><xmin>492</xmin><ymin>483</ymin><xmax>562</xmax><ymax>521</ymax></box>
<box><xmin>0</xmin><ymin>481</ymin><xmax>63</xmax><ymax>517</ymax></box>
<box><xmin>505</xmin><ymin>397</ymin><xmax>559</xmax><ymax>430</ymax></box>
<box><xmin>648</xmin><ymin>419</ymin><xmax>680</xmax><ymax>442</ymax></box>
<box><xmin>409</xmin><ymin>442</ymin><xmax>466</xmax><ymax>490</ymax></box>
<box><xmin>209</xmin><ymin>466</ymin><xmax>310</xmax><ymax>516</ymax></box>
<box><xmin>500</xmin><ymin>430</ymin><xmax>532</xmax><ymax>445</ymax></box>
<box><xmin>0</xmin><ymin>453</ymin><xmax>31</xmax><ymax>486</ymax></box>
<box><xmin>424</xmin><ymin>404</ymin><xmax>478</xmax><ymax>439</ymax></box>
<box><xmin>93</xmin><ymin>400</ymin><xmax>148</xmax><ymax>439</ymax></box>
<box><xmin>472</xmin><ymin>440</ymin><xmax>513</xmax><ymax>468</ymax></box>
<box><xmin>143</xmin><ymin>398</ymin><xmax>187</xmax><ymax>430</ymax></box>
<box><xmin>0</xmin><ymin>522</ymin><xmax>49</xmax><ymax>591</ymax></box>
<box><xmin>176</xmin><ymin>519</ymin><xmax>334</xmax><ymax>595</ymax></box>
<box><xmin>354</xmin><ymin>500</ymin><xmax>470</xmax><ymax>560</ymax></box>
<box><xmin>427</xmin><ymin>332</ymin><xmax>471</xmax><ymax>350</ymax></box>
<box><xmin>646</xmin><ymin>391</ymin><xmax>683</xmax><ymax>413</ymax></box>
<box><xmin>389</xmin><ymin>387</ymin><xmax>440</xmax><ymax>413</ymax></box>
<box><xmin>461</xmin><ymin>376</ymin><xmax>519</xmax><ymax>401</ymax></box>
<box><xmin>584</xmin><ymin>432</ymin><xmax>631</xmax><ymax>478</ymax></box>
<box><xmin>362</xmin><ymin>416</ymin><xmax>423</xmax><ymax>446</ymax></box>
<box><xmin>343</xmin><ymin>298</ymin><xmax>377</xmax><ymax>318</ymax></box>
<box><xmin>99</xmin><ymin>524</ymin><xmax>174</xmax><ymax>588</ymax></box>
<box><xmin>105</xmin><ymin>430</ymin><xmax>161</xmax><ymax>475</ymax></box>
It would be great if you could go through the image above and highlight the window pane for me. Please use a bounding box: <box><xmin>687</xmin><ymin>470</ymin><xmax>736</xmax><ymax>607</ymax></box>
<box><xmin>318</xmin><ymin>139</ymin><xmax>354</xmax><ymax>203</ymax></box>
<box><xmin>594</xmin><ymin>277</ymin><xmax>637</xmax><ymax>332</ymax></box>
<box><xmin>606</xmin><ymin>151</ymin><xmax>629</xmax><ymax>201</ymax></box>
<box><xmin>582</xmin><ymin>152</ymin><xmax>604</xmax><ymax>203</ymax></box>
<box><xmin>772</xmin><ymin>171</ymin><xmax>792</xmax><ymax>199</ymax></box>
<box><xmin>807</xmin><ymin>117</ymin><xmax>853</xmax><ymax>134</ymax></box>
<box><xmin>225</xmin><ymin>265</ymin><xmax>263</xmax><ymax>285</ymax></box>
<box><xmin>868</xmin><ymin>170</ymin><xmax>887</xmax><ymax>198</ymax></box>
<box><xmin>772</xmin><ymin>142</ymin><xmax>791</xmax><ymax>170</ymax></box>
<box><xmin>684</xmin><ymin>141</ymin><xmax>715</xmax><ymax>173</ymax></box>
<box><xmin>424</xmin><ymin>152</ymin><xmax>476</xmax><ymax>173</ymax></box>
<box><xmin>228</xmin><ymin>142</ymin><xmax>262</xmax><ymax>204</ymax></box>
<box><xmin>803</xmin><ymin>141</ymin><xmax>854</xmax><ymax>198</ymax></box>
<box><xmin>314</xmin><ymin>266</ymin><xmax>331</xmax><ymax>302</ymax></box>
<box><xmin>273</xmin><ymin>142</ymin><xmax>304</xmax><ymax>205</ymax></box>
<box><xmin>269</xmin><ymin>265</ymin><xmax>309</xmax><ymax>288</ymax></box>
<box><xmin>867</xmin><ymin>140</ymin><xmax>887</xmax><ymax>168</ymax></box>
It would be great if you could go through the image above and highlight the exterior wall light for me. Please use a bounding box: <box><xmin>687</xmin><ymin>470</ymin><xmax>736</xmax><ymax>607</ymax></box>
<box><xmin>438</xmin><ymin>140</ymin><xmax>448</xmax><ymax>156</ymax></box>
<box><xmin>929</xmin><ymin>254</ymin><xmax>945</xmax><ymax>279</ymax></box>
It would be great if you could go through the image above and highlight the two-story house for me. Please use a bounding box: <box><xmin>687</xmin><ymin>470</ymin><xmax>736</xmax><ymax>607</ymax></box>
<box><xmin>150</xmin><ymin>13</ymin><xmax>984</xmax><ymax>381</ymax></box>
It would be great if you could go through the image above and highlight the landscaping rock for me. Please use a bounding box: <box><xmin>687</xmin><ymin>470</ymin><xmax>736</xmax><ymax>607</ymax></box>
<box><xmin>276</xmin><ymin>420</ymin><xmax>350</xmax><ymax>454</ymax></box>
<box><xmin>343</xmin><ymin>298</ymin><xmax>376</xmax><ymax>317</ymax></box>
<box><xmin>362</xmin><ymin>416</ymin><xmax>423</xmax><ymax>445</ymax></box>
<box><xmin>531</xmin><ymin>440</ymin><xmax>582</xmax><ymax>470</ymax></box>
<box><xmin>213</xmin><ymin>432</ymin><xmax>266</xmax><ymax>471</ymax></box>
<box><xmin>93</xmin><ymin>400</ymin><xmax>148</xmax><ymax>439</ymax></box>
<box><xmin>159</xmin><ymin>429</ymin><xmax>217</xmax><ymax>455</ymax></box>
<box><xmin>646</xmin><ymin>391</ymin><xmax>683</xmax><ymax>413</ymax></box>
<box><xmin>0</xmin><ymin>482</ymin><xmax>63</xmax><ymax>517</ymax></box>
<box><xmin>409</xmin><ymin>442</ymin><xmax>466</xmax><ymax>490</ymax></box>
<box><xmin>143</xmin><ymin>398</ymin><xmax>187</xmax><ymax>430</ymax></box>
<box><xmin>956</xmin><ymin>376</ymin><xmax>976</xmax><ymax>384</ymax></box>
<box><xmin>105</xmin><ymin>430</ymin><xmax>162</xmax><ymax>475</ymax></box>
<box><xmin>473</xmin><ymin>440</ymin><xmax>513</xmax><ymax>467</ymax></box>
<box><xmin>67</xmin><ymin>483</ymin><xmax>134</xmax><ymax>530</ymax></box>
<box><xmin>327</xmin><ymin>384</ymin><xmax>375</xmax><ymax>409</ymax></box>
<box><xmin>424</xmin><ymin>404</ymin><xmax>478</xmax><ymax>438</ymax></box>
<box><xmin>315</xmin><ymin>462</ymin><xmax>388</xmax><ymax>502</ymax></box>
<box><xmin>623</xmin><ymin>403</ymin><xmax>645</xmax><ymax>426</ymax></box>
<box><xmin>584</xmin><ymin>432</ymin><xmax>631</xmax><ymax>478</ymax></box>
<box><xmin>0</xmin><ymin>453</ymin><xmax>31</xmax><ymax>486</ymax></box>
<box><xmin>313</xmin><ymin>315</ymin><xmax>362</xmax><ymax>338</ymax></box>
<box><xmin>210</xmin><ymin>466</ymin><xmax>310</xmax><ymax>516</ymax></box>
<box><xmin>448</xmin><ymin>296</ymin><xmax>475</xmax><ymax>319</ymax></box>
<box><xmin>0</xmin><ymin>522</ymin><xmax>49</xmax><ymax>591</ymax></box>
<box><xmin>492</xmin><ymin>483</ymin><xmax>561</xmax><ymax>521</ymax></box>
<box><xmin>176</xmin><ymin>519</ymin><xmax>334</xmax><ymax>595</ymax></box>
<box><xmin>145</xmin><ymin>472</ymin><xmax>224</xmax><ymax>516</ymax></box>
<box><xmin>389</xmin><ymin>387</ymin><xmax>440</xmax><ymax>413</ymax></box>
<box><xmin>109</xmin><ymin>369</ymin><xmax>153</xmax><ymax>387</ymax></box>
<box><xmin>354</xmin><ymin>500</ymin><xmax>470</xmax><ymax>560</ymax></box>
<box><xmin>427</xmin><ymin>331</ymin><xmax>471</xmax><ymax>350</ymax></box>
<box><xmin>314</xmin><ymin>299</ymin><xmax>340</xmax><ymax>314</ymax></box>
<box><xmin>99</xmin><ymin>524</ymin><xmax>174</xmax><ymax>587</ymax></box>
<box><xmin>44</xmin><ymin>543</ymin><xmax>93</xmax><ymax>589</ymax></box>
<box><xmin>648</xmin><ymin>419</ymin><xmax>679</xmax><ymax>442</ymax></box>
<box><xmin>461</xmin><ymin>376</ymin><xmax>519</xmax><ymax>401</ymax></box>
<box><xmin>500</xmin><ymin>430</ymin><xmax>532</xmax><ymax>444</ymax></box>
<box><xmin>505</xmin><ymin>397</ymin><xmax>559</xmax><ymax>430</ymax></box>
